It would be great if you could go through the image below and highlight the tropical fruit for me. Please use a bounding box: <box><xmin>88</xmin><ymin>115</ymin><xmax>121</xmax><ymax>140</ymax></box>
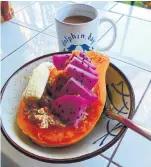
<box><xmin>70</xmin><ymin>56</ymin><xmax>98</xmax><ymax>76</ymax></box>
<box><xmin>52</xmin><ymin>95</ymin><xmax>88</xmax><ymax>127</ymax></box>
<box><xmin>17</xmin><ymin>51</ymin><xmax>110</xmax><ymax>147</ymax></box>
<box><xmin>52</xmin><ymin>54</ymin><xmax>71</xmax><ymax>70</ymax></box>
<box><xmin>58</xmin><ymin>77</ymin><xmax>97</xmax><ymax>104</ymax></box>
<box><xmin>65</xmin><ymin>64</ymin><xmax>98</xmax><ymax>90</ymax></box>
<box><xmin>52</xmin><ymin>52</ymin><xmax>96</xmax><ymax>70</ymax></box>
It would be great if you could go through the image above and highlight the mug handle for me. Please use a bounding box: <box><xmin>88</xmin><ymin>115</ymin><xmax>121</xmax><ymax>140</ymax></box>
<box><xmin>98</xmin><ymin>18</ymin><xmax>117</xmax><ymax>51</ymax></box>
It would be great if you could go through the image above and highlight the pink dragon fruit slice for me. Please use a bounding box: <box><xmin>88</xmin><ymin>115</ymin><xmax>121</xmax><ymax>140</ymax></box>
<box><xmin>65</xmin><ymin>64</ymin><xmax>98</xmax><ymax>90</ymax></box>
<box><xmin>70</xmin><ymin>56</ymin><xmax>98</xmax><ymax>76</ymax></box>
<box><xmin>52</xmin><ymin>52</ymin><xmax>96</xmax><ymax>70</ymax></box>
<box><xmin>58</xmin><ymin>77</ymin><xmax>97</xmax><ymax>104</ymax></box>
<box><xmin>51</xmin><ymin>95</ymin><xmax>88</xmax><ymax>127</ymax></box>
<box><xmin>79</xmin><ymin>52</ymin><xmax>91</xmax><ymax>62</ymax></box>
<box><xmin>77</xmin><ymin>56</ymin><xmax>96</xmax><ymax>70</ymax></box>
<box><xmin>52</xmin><ymin>54</ymin><xmax>71</xmax><ymax>70</ymax></box>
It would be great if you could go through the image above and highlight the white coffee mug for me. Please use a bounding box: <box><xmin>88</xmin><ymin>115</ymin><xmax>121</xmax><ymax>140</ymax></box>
<box><xmin>55</xmin><ymin>3</ymin><xmax>117</xmax><ymax>52</ymax></box>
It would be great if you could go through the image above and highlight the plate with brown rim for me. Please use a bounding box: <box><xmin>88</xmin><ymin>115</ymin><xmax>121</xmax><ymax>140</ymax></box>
<box><xmin>1</xmin><ymin>52</ymin><xmax>135</xmax><ymax>163</ymax></box>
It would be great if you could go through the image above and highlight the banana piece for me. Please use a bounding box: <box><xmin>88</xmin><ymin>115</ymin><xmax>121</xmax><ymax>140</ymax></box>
<box><xmin>22</xmin><ymin>62</ymin><xmax>53</xmax><ymax>100</ymax></box>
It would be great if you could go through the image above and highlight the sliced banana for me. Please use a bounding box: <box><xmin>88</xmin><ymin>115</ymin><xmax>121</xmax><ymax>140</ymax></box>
<box><xmin>22</xmin><ymin>62</ymin><xmax>53</xmax><ymax>100</ymax></box>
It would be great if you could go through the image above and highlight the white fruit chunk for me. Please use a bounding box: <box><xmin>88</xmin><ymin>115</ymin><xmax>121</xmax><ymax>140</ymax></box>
<box><xmin>22</xmin><ymin>62</ymin><xmax>53</xmax><ymax>100</ymax></box>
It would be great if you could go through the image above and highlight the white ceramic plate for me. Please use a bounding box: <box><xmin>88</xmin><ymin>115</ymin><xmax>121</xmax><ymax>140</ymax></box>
<box><xmin>1</xmin><ymin>52</ymin><xmax>135</xmax><ymax>163</ymax></box>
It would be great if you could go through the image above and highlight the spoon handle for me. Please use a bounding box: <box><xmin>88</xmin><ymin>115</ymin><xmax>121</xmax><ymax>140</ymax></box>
<box><xmin>106</xmin><ymin>110</ymin><xmax>151</xmax><ymax>141</ymax></box>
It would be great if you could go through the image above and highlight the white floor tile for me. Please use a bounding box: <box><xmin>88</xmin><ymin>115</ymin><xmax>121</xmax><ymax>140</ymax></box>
<box><xmin>43</xmin><ymin>23</ymin><xmax>57</xmax><ymax>37</ymax></box>
<box><xmin>113</xmin><ymin>128</ymin><xmax>151</xmax><ymax>167</ymax></box>
<box><xmin>11</xmin><ymin>1</ymin><xmax>72</xmax><ymax>31</ymax></box>
<box><xmin>44</xmin><ymin>10</ymin><xmax>122</xmax><ymax>40</ymax></box>
<box><xmin>102</xmin><ymin>141</ymin><xmax>119</xmax><ymax>158</ymax></box>
<box><xmin>110</xmin><ymin>58</ymin><xmax>151</xmax><ymax>107</ymax></box>
<box><xmin>1</xmin><ymin>22</ymin><xmax>38</xmax><ymax>60</ymax></box>
<box><xmin>133</xmin><ymin>84</ymin><xmax>151</xmax><ymax>128</ymax></box>
<box><xmin>11</xmin><ymin>1</ymin><xmax>35</xmax><ymax>13</ymax></box>
<box><xmin>71</xmin><ymin>1</ymin><xmax>117</xmax><ymax>10</ymax></box>
<box><xmin>109</xmin><ymin>163</ymin><xmax>118</xmax><ymax>167</ymax></box>
<box><xmin>1</xmin><ymin>33</ymin><xmax>58</xmax><ymax>88</ymax></box>
<box><xmin>97</xmin><ymin>10</ymin><xmax>122</xmax><ymax>40</ymax></box>
<box><xmin>97</xmin><ymin>16</ymin><xmax>151</xmax><ymax>71</ymax></box>
<box><xmin>113</xmin><ymin>83</ymin><xmax>151</xmax><ymax>167</ymax></box>
<box><xmin>111</xmin><ymin>3</ymin><xmax>151</xmax><ymax>21</ymax></box>
<box><xmin>87</xmin><ymin>1</ymin><xmax>117</xmax><ymax>11</ymax></box>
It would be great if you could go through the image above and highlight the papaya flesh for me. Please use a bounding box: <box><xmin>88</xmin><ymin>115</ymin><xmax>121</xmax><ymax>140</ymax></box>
<box><xmin>17</xmin><ymin>51</ymin><xmax>110</xmax><ymax>147</ymax></box>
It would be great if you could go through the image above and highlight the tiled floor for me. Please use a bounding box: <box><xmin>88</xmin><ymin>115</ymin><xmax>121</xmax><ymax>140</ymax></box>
<box><xmin>97</xmin><ymin>16</ymin><xmax>151</xmax><ymax>71</ymax></box>
<box><xmin>11</xmin><ymin>1</ymin><xmax>35</xmax><ymax>13</ymax></box>
<box><xmin>110</xmin><ymin>3</ymin><xmax>151</xmax><ymax>21</ymax></box>
<box><xmin>1</xmin><ymin>33</ymin><xmax>58</xmax><ymax>87</ymax></box>
<box><xmin>113</xmin><ymin>83</ymin><xmax>151</xmax><ymax>167</ymax></box>
<box><xmin>11</xmin><ymin>1</ymin><xmax>73</xmax><ymax>31</ymax></box>
<box><xmin>1</xmin><ymin>22</ymin><xmax>38</xmax><ymax>60</ymax></box>
<box><xmin>71</xmin><ymin>1</ymin><xmax>117</xmax><ymax>11</ymax></box>
<box><xmin>109</xmin><ymin>163</ymin><xmax>119</xmax><ymax>167</ymax></box>
<box><xmin>1</xmin><ymin>1</ymin><xmax>151</xmax><ymax>167</ymax></box>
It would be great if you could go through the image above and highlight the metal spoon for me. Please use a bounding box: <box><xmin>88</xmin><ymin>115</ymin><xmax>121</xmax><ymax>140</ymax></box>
<box><xmin>104</xmin><ymin>102</ymin><xmax>151</xmax><ymax>141</ymax></box>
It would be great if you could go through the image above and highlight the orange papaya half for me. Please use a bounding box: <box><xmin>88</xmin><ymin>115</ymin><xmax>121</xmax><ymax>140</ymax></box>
<box><xmin>17</xmin><ymin>51</ymin><xmax>110</xmax><ymax>147</ymax></box>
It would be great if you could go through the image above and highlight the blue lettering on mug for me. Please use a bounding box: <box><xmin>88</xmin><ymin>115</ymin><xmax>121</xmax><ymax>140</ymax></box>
<box><xmin>81</xmin><ymin>34</ymin><xmax>85</xmax><ymax>38</ymax></box>
<box><xmin>61</xmin><ymin>33</ymin><xmax>95</xmax><ymax>52</ymax></box>
<box><xmin>62</xmin><ymin>33</ymin><xmax>95</xmax><ymax>46</ymax></box>
<box><xmin>71</xmin><ymin>33</ymin><xmax>76</xmax><ymax>39</ymax></box>
<box><xmin>88</xmin><ymin>33</ymin><xmax>95</xmax><ymax>45</ymax></box>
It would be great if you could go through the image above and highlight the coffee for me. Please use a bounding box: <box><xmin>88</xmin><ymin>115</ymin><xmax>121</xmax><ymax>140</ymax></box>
<box><xmin>63</xmin><ymin>15</ymin><xmax>92</xmax><ymax>24</ymax></box>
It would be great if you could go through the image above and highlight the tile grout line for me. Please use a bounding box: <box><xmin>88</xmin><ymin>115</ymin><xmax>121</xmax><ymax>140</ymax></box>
<box><xmin>42</xmin><ymin>32</ymin><xmax>57</xmax><ymax>38</ymax></box>
<box><xmin>40</xmin><ymin>23</ymin><xmax>58</xmax><ymax>38</ymax></box>
<box><xmin>100</xmin><ymin>154</ymin><xmax>111</xmax><ymax>161</ymax></box>
<box><xmin>97</xmin><ymin>14</ymin><xmax>124</xmax><ymax>42</ymax></box>
<box><xmin>107</xmin><ymin>2</ymin><xmax>151</xmax><ymax>23</ymax></box>
<box><xmin>100</xmin><ymin>154</ymin><xmax>122</xmax><ymax>167</ymax></box>
<box><xmin>101</xmin><ymin>152</ymin><xmax>122</xmax><ymax>167</ymax></box>
<box><xmin>110</xmin><ymin>161</ymin><xmax>122</xmax><ymax>167</ymax></box>
<box><xmin>70</xmin><ymin>1</ymin><xmax>119</xmax><ymax>13</ymax></box>
<box><xmin>89</xmin><ymin>6</ymin><xmax>151</xmax><ymax>23</ymax></box>
<box><xmin>10</xmin><ymin>21</ymin><xmax>57</xmax><ymax>38</ymax></box>
<box><xmin>132</xmin><ymin>79</ymin><xmax>151</xmax><ymax>116</ymax></box>
<box><xmin>108</xmin><ymin>10</ymin><xmax>151</xmax><ymax>23</ymax></box>
<box><xmin>12</xmin><ymin>1</ymin><xmax>36</xmax><ymax>14</ymax></box>
<box><xmin>108</xmin><ymin>56</ymin><xmax>151</xmax><ymax>73</ymax></box>
<box><xmin>1</xmin><ymin>23</ymin><xmax>54</xmax><ymax>61</ymax></box>
<box><xmin>9</xmin><ymin>21</ymin><xmax>41</xmax><ymax>33</ymax></box>
<box><xmin>108</xmin><ymin>2</ymin><xmax>118</xmax><ymax>11</ymax></box>
<box><xmin>107</xmin><ymin>79</ymin><xmax>151</xmax><ymax>167</ymax></box>
<box><xmin>107</xmin><ymin>160</ymin><xmax>122</xmax><ymax>167</ymax></box>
